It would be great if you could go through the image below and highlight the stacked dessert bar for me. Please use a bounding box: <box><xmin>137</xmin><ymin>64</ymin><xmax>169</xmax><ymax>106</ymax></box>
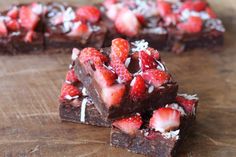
<box><xmin>59</xmin><ymin>38</ymin><xmax>199</xmax><ymax>157</ymax></box>
<box><xmin>0</xmin><ymin>0</ymin><xmax>225</xmax><ymax>55</ymax></box>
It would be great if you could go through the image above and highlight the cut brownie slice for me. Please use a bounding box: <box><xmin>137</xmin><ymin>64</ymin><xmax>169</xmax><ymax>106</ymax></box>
<box><xmin>44</xmin><ymin>2</ymin><xmax>107</xmax><ymax>53</ymax></box>
<box><xmin>100</xmin><ymin>0</ymin><xmax>168</xmax><ymax>50</ymax></box>
<box><xmin>0</xmin><ymin>3</ymin><xmax>45</xmax><ymax>54</ymax></box>
<box><xmin>59</xmin><ymin>49</ymin><xmax>111</xmax><ymax>127</ymax></box>
<box><xmin>74</xmin><ymin>38</ymin><xmax>178</xmax><ymax>120</ymax></box>
<box><xmin>110</xmin><ymin>94</ymin><xmax>199</xmax><ymax>157</ymax></box>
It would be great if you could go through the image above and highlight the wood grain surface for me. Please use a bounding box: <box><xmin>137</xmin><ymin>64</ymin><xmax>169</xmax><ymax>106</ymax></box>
<box><xmin>0</xmin><ymin>0</ymin><xmax>236</xmax><ymax>157</ymax></box>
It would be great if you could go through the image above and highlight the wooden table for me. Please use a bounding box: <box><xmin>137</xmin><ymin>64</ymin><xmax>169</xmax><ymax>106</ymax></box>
<box><xmin>0</xmin><ymin>0</ymin><xmax>236</xmax><ymax>156</ymax></box>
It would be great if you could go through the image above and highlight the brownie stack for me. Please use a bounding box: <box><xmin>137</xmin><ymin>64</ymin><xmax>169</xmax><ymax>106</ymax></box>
<box><xmin>59</xmin><ymin>38</ymin><xmax>199</xmax><ymax>157</ymax></box>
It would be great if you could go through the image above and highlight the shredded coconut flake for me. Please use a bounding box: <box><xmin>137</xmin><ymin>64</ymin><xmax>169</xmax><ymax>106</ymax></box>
<box><xmin>80</xmin><ymin>98</ymin><xmax>87</xmax><ymax>122</ymax></box>
<box><xmin>125</xmin><ymin>58</ymin><xmax>131</xmax><ymax>68</ymax></box>
<box><xmin>165</xmin><ymin>103</ymin><xmax>186</xmax><ymax>116</ymax></box>
<box><xmin>64</xmin><ymin>95</ymin><xmax>79</xmax><ymax>100</ymax></box>
<box><xmin>205</xmin><ymin>19</ymin><xmax>225</xmax><ymax>32</ymax></box>
<box><xmin>32</xmin><ymin>4</ymin><xmax>43</xmax><ymax>15</ymax></box>
<box><xmin>130</xmin><ymin>77</ymin><xmax>136</xmax><ymax>87</ymax></box>
<box><xmin>177</xmin><ymin>93</ymin><xmax>199</xmax><ymax>100</ymax></box>
<box><xmin>63</xmin><ymin>7</ymin><xmax>76</xmax><ymax>22</ymax></box>
<box><xmin>148</xmin><ymin>85</ymin><xmax>154</xmax><ymax>93</ymax></box>
<box><xmin>156</xmin><ymin>60</ymin><xmax>166</xmax><ymax>71</ymax></box>
<box><xmin>131</xmin><ymin>40</ymin><xmax>149</xmax><ymax>52</ymax></box>
<box><xmin>142</xmin><ymin>27</ymin><xmax>167</xmax><ymax>34</ymax></box>
<box><xmin>82</xmin><ymin>87</ymin><xmax>88</xmax><ymax>96</ymax></box>
<box><xmin>162</xmin><ymin>130</ymin><xmax>180</xmax><ymax>139</ymax></box>
<box><xmin>71</xmin><ymin>48</ymin><xmax>80</xmax><ymax>61</ymax></box>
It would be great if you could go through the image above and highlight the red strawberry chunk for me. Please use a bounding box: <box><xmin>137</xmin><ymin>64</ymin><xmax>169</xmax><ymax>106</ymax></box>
<box><xmin>105</xmin><ymin>4</ymin><xmax>120</xmax><ymax>21</ymax></box>
<box><xmin>111</xmin><ymin>58</ymin><xmax>132</xmax><ymax>83</ymax></box>
<box><xmin>192</xmin><ymin>0</ymin><xmax>207</xmax><ymax>12</ymax></box>
<box><xmin>7</xmin><ymin>6</ymin><xmax>19</xmax><ymax>19</ymax></box>
<box><xmin>65</xmin><ymin>69</ymin><xmax>79</xmax><ymax>83</ymax></box>
<box><xmin>113</xmin><ymin>114</ymin><xmax>143</xmax><ymax>135</ymax></box>
<box><xmin>206</xmin><ymin>7</ymin><xmax>217</xmax><ymax>18</ymax></box>
<box><xmin>94</xmin><ymin>65</ymin><xmax>116</xmax><ymax>87</ymax></box>
<box><xmin>19</xmin><ymin>6</ymin><xmax>40</xmax><ymax>30</ymax></box>
<box><xmin>147</xmin><ymin>47</ymin><xmax>160</xmax><ymax>60</ymax></box>
<box><xmin>60</xmin><ymin>83</ymin><xmax>81</xmax><ymax>100</ymax></box>
<box><xmin>163</xmin><ymin>13</ymin><xmax>179</xmax><ymax>26</ymax></box>
<box><xmin>101</xmin><ymin>84</ymin><xmax>126</xmax><ymax>108</ymax></box>
<box><xmin>110</xmin><ymin>38</ymin><xmax>130</xmax><ymax>63</ymax></box>
<box><xmin>115</xmin><ymin>8</ymin><xmax>140</xmax><ymax>37</ymax></box>
<box><xmin>24</xmin><ymin>30</ymin><xmax>35</xmax><ymax>43</ymax></box>
<box><xmin>177</xmin><ymin>16</ymin><xmax>203</xmax><ymax>33</ymax></box>
<box><xmin>139</xmin><ymin>50</ymin><xmax>158</xmax><ymax>71</ymax></box>
<box><xmin>76</xmin><ymin>6</ymin><xmax>101</xmax><ymax>23</ymax></box>
<box><xmin>149</xmin><ymin>108</ymin><xmax>180</xmax><ymax>132</ymax></box>
<box><xmin>67</xmin><ymin>22</ymin><xmax>90</xmax><ymax>37</ymax></box>
<box><xmin>6</xmin><ymin>20</ymin><xmax>20</xmax><ymax>31</ymax></box>
<box><xmin>0</xmin><ymin>21</ymin><xmax>8</xmax><ymax>37</ymax></box>
<box><xmin>79</xmin><ymin>47</ymin><xmax>108</xmax><ymax>64</ymax></box>
<box><xmin>130</xmin><ymin>75</ymin><xmax>146</xmax><ymax>101</ymax></box>
<box><xmin>176</xmin><ymin>95</ymin><xmax>198</xmax><ymax>114</ymax></box>
<box><xmin>158</xmin><ymin>1</ymin><xmax>172</xmax><ymax>17</ymax></box>
<box><xmin>142</xmin><ymin>69</ymin><xmax>170</xmax><ymax>88</ymax></box>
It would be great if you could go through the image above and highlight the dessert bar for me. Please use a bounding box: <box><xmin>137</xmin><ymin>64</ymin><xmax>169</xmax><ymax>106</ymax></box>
<box><xmin>74</xmin><ymin>38</ymin><xmax>178</xmax><ymax>120</ymax></box>
<box><xmin>59</xmin><ymin>49</ymin><xmax>111</xmax><ymax>127</ymax></box>
<box><xmin>110</xmin><ymin>93</ymin><xmax>199</xmax><ymax>157</ymax></box>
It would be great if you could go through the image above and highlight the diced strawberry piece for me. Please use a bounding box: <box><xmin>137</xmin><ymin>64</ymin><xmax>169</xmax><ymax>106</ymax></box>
<box><xmin>177</xmin><ymin>16</ymin><xmax>203</xmax><ymax>33</ymax></box>
<box><xmin>111</xmin><ymin>58</ymin><xmax>132</xmax><ymax>83</ymax></box>
<box><xmin>113</xmin><ymin>114</ymin><xmax>143</xmax><ymax>135</ymax></box>
<box><xmin>7</xmin><ymin>6</ymin><xmax>19</xmax><ymax>19</ymax></box>
<box><xmin>206</xmin><ymin>7</ymin><xmax>217</xmax><ymax>18</ymax></box>
<box><xmin>158</xmin><ymin>1</ymin><xmax>172</xmax><ymax>17</ymax></box>
<box><xmin>176</xmin><ymin>95</ymin><xmax>198</xmax><ymax>114</ymax></box>
<box><xmin>0</xmin><ymin>21</ymin><xmax>8</xmax><ymax>37</ymax></box>
<box><xmin>147</xmin><ymin>47</ymin><xmax>160</xmax><ymax>60</ymax></box>
<box><xmin>67</xmin><ymin>22</ymin><xmax>90</xmax><ymax>37</ymax></box>
<box><xmin>164</xmin><ymin>13</ymin><xmax>179</xmax><ymax>26</ymax></box>
<box><xmin>76</xmin><ymin>6</ymin><xmax>101</xmax><ymax>23</ymax></box>
<box><xmin>179</xmin><ymin>1</ymin><xmax>193</xmax><ymax>12</ymax></box>
<box><xmin>79</xmin><ymin>47</ymin><xmax>108</xmax><ymax>64</ymax></box>
<box><xmin>115</xmin><ymin>8</ymin><xmax>140</xmax><ymax>37</ymax></box>
<box><xmin>139</xmin><ymin>50</ymin><xmax>158</xmax><ymax>71</ymax></box>
<box><xmin>24</xmin><ymin>30</ymin><xmax>35</xmax><ymax>43</ymax></box>
<box><xmin>129</xmin><ymin>75</ymin><xmax>146</xmax><ymax>101</ymax></box>
<box><xmin>101</xmin><ymin>84</ymin><xmax>126</xmax><ymax>108</ymax></box>
<box><xmin>30</xmin><ymin>2</ymin><xmax>44</xmax><ymax>15</ymax></box>
<box><xmin>142</xmin><ymin>69</ymin><xmax>170</xmax><ymax>88</ymax></box>
<box><xmin>103</xmin><ymin>0</ymin><xmax>117</xmax><ymax>9</ymax></box>
<box><xmin>110</xmin><ymin>38</ymin><xmax>130</xmax><ymax>63</ymax></box>
<box><xmin>19</xmin><ymin>6</ymin><xmax>40</xmax><ymax>30</ymax></box>
<box><xmin>136</xmin><ymin>14</ymin><xmax>146</xmax><ymax>26</ymax></box>
<box><xmin>60</xmin><ymin>83</ymin><xmax>81</xmax><ymax>100</ymax></box>
<box><xmin>105</xmin><ymin>4</ymin><xmax>120</xmax><ymax>21</ymax></box>
<box><xmin>94</xmin><ymin>65</ymin><xmax>116</xmax><ymax>87</ymax></box>
<box><xmin>149</xmin><ymin>108</ymin><xmax>180</xmax><ymax>132</ymax></box>
<box><xmin>6</xmin><ymin>20</ymin><xmax>20</xmax><ymax>31</ymax></box>
<box><xmin>65</xmin><ymin>69</ymin><xmax>79</xmax><ymax>83</ymax></box>
<box><xmin>192</xmin><ymin>0</ymin><xmax>207</xmax><ymax>12</ymax></box>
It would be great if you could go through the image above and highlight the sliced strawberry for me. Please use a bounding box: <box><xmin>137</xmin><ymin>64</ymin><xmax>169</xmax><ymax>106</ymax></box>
<box><xmin>142</xmin><ymin>69</ymin><xmax>170</xmax><ymax>88</ymax></box>
<box><xmin>105</xmin><ymin>4</ymin><xmax>120</xmax><ymax>21</ymax></box>
<box><xmin>147</xmin><ymin>47</ymin><xmax>160</xmax><ymax>60</ymax></box>
<box><xmin>206</xmin><ymin>7</ymin><xmax>217</xmax><ymax>18</ymax></box>
<box><xmin>139</xmin><ymin>50</ymin><xmax>158</xmax><ymax>71</ymax></box>
<box><xmin>7</xmin><ymin>6</ymin><xmax>19</xmax><ymax>19</ymax></box>
<box><xmin>30</xmin><ymin>2</ymin><xmax>44</xmax><ymax>15</ymax></box>
<box><xmin>179</xmin><ymin>1</ymin><xmax>193</xmax><ymax>12</ymax></box>
<box><xmin>136</xmin><ymin>14</ymin><xmax>146</xmax><ymax>26</ymax></box>
<box><xmin>163</xmin><ymin>13</ymin><xmax>179</xmax><ymax>26</ymax></box>
<box><xmin>76</xmin><ymin>6</ymin><xmax>101</xmax><ymax>23</ymax></box>
<box><xmin>158</xmin><ymin>1</ymin><xmax>172</xmax><ymax>17</ymax></box>
<box><xmin>110</xmin><ymin>38</ymin><xmax>130</xmax><ymax>63</ymax></box>
<box><xmin>192</xmin><ymin>0</ymin><xmax>207</xmax><ymax>12</ymax></box>
<box><xmin>111</xmin><ymin>58</ymin><xmax>132</xmax><ymax>83</ymax></box>
<box><xmin>24</xmin><ymin>30</ymin><xmax>35</xmax><ymax>43</ymax></box>
<box><xmin>103</xmin><ymin>0</ymin><xmax>117</xmax><ymax>9</ymax></box>
<box><xmin>67</xmin><ymin>22</ymin><xmax>90</xmax><ymax>37</ymax></box>
<box><xmin>149</xmin><ymin>108</ymin><xmax>180</xmax><ymax>132</ymax></box>
<box><xmin>79</xmin><ymin>47</ymin><xmax>108</xmax><ymax>64</ymax></box>
<box><xmin>60</xmin><ymin>83</ymin><xmax>81</xmax><ymax>100</ymax></box>
<box><xmin>65</xmin><ymin>69</ymin><xmax>79</xmax><ymax>83</ymax></box>
<box><xmin>6</xmin><ymin>20</ymin><xmax>20</xmax><ymax>31</ymax></box>
<box><xmin>177</xmin><ymin>16</ymin><xmax>203</xmax><ymax>33</ymax></box>
<box><xmin>115</xmin><ymin>8</ymin><xmax>140</xmax><ymax>37</ymax></box>
<box><xmin>113</xmin><ymin>114</ymin><xmax>143</xmax><ymax>135</ymax></box>
<box><xmin>176</xmin><ymin>95</ymin><xmax>198</xmax><ymax>114</ymax></box>
<box><xmin>129</xmin><ymin>75</ymin><xmax>146</xmax><ymax>101</ymax></box>
<box><xmin>94</xmin><ymin>65</ymin><xmax>116</xmax><ymax>87</ymax></box>
<box><xmin>19</xmin><ymin>6</ymin><xmax>40</xmax><ymax>30</ymax></box>
<box><xmin>0</xmin><ymin>21</ymin><xmax>8</xmax><ymax>37</ymax></box>
<box><xmin>101</xmin><ymin>84</ymin><xmax>126</xmax><ymax>108</ymax></box>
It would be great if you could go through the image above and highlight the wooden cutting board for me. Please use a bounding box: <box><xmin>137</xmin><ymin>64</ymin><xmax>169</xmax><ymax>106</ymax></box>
<box><xmin>0</xmin><ymin>0</ymin><xmax>236</xmax><ymax>157</ymax></box>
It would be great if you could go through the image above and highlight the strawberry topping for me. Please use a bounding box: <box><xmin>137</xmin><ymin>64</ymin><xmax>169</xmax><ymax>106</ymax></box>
<box><xmin>139</xmin><ymin>50</ymin><xmax>158</xmax><ymax>71</ymax></box>
<box><xmin>110</xmin><ymin>38</ymin><xmax>130</xmax><ymax>63</ymax></box>
<box><xmin>76</xmin><ymin>6</ymin><xmax>101</xmax><ymax>23</ymax></box>
<box><xmin>19</xmin><ymin>6</ymin><xmax>40</xmax><ymax>30</ymax></box>
<box><xmin>176</xmin><ymin>95</ymin><xmax>198</xmax><ymax>114</ymax></box>
<box><xmin>24</xmin><ymin>30</ymin><xmax>35</xmax><ymax>43</ymax></box>
<box><xmin>101</xmin><ymin>84</ymin><xmax>126</xmax><ymax>108</ymax></box>
<box><xmin>67</xmin><ymin>22</ymin><xmax>90</xmax><ymax>37</ymax></box>
<box><xmin>142</xmin><ymin>69</ymin><xmax>170</xmax><ymax>88</ymax></box>
<box><xmin>65</xmin><ymin>69</ymin><xmax>79</xmax><ymax>83</ymax></box>
<box><xmin>0</xmin><ymin>21</ymin><xmax>8</xmax><ymax>37</ymax></box>
<box><xmin>158</xmin><ymin>1</ymin><xmax>172</xmax><ymax>17</ymax></box>
<box><xmin>6</xmin><ymin>20</ymin><xmax>20</xmax><ymax>31</ymax></box>
<box><xmin>179</xmin><ymin>1</ymin><xmax>207</xmax><ymax>12</ymax></box>
<box><xmin>60</xmin><ymin>83</ymin><xmax>81</xmax><ymax>100</ymax></box>
<box><xmin>94</xmin><ymin>65</ymin><xmax>116</xmax><ymax>87</ymax></box>
<box><xmin>177</xmin><ymin>16</ymin><xmax>203</xmax><ymax>33</ymax></box>
<box><xmin>7</xmin><ymin>6</ymin><xmax>19</xmax><ymax>19</ymax></box>
<box><xmin>129</xmin><ymin>75</ymin><xmax>146</xmax><ymax>101</ymax></box>
<box><xmin>149</xmin><ymin>108</ymin><xmax>180</xmax><ymax>132</ymax></box>
<box><xmin>113</xmin><ymin>114</ymin><xmax>143</xmax><ymax>135</ymax></box>
<box><xmin>206</xmin><ymin>7</ymin><xmax>217</xmax><ymax>18</ymax></box>
<box><xmin>115</xmin><ymin>8</ymin><xmax>140</xmax><ymax>37</ymax></box>
<box><xmin>79</xmin><ymin>47</ymin><xmax>108</xmax><ymax>64</ymax></box>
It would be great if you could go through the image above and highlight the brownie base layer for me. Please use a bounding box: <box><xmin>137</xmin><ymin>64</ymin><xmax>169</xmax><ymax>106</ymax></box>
<box><xmin>59</xmin><ymin>103</ymin><xmax>111</xmax><ymax>127</ymax></box>
<box><xmin>110</xmin><ymin>116</ymin><xmax>195</xmax><ymax>157</ymax></box>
